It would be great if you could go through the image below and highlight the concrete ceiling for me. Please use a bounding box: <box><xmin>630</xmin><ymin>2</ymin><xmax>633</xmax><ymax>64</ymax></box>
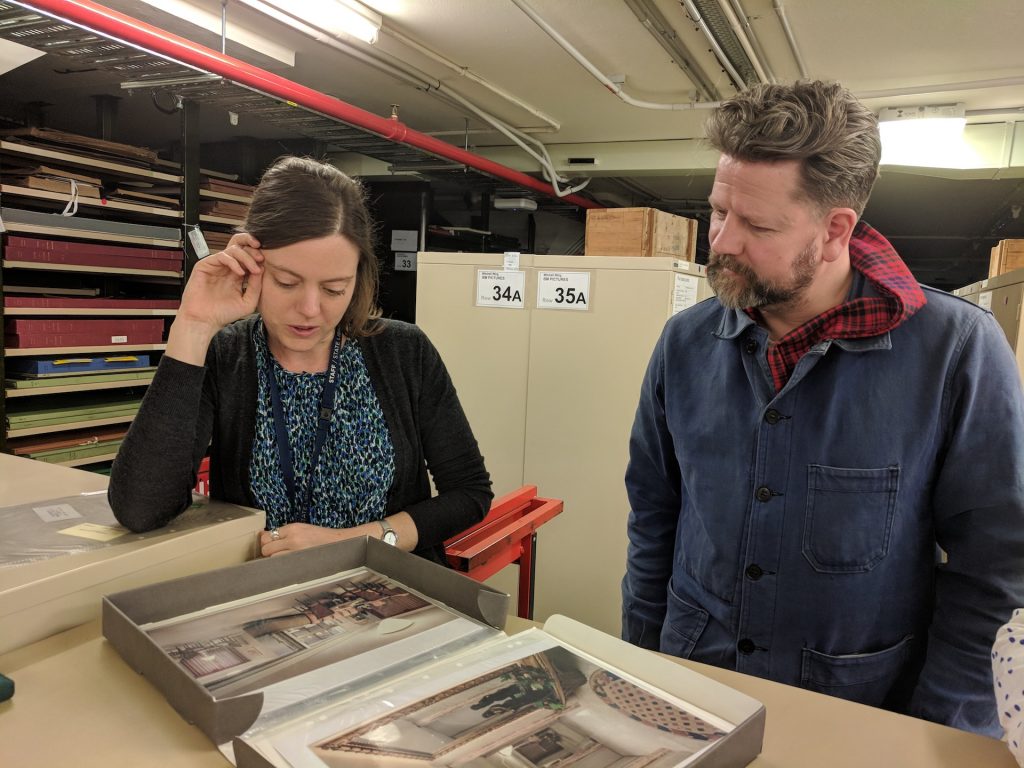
<box><xmin>1</xmin><ymin>0</ymin><xmax>1023</xmax><ymax>289</ymax></box>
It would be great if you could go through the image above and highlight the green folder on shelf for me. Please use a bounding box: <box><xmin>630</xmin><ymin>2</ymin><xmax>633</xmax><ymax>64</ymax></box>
<box><xmin>5</xmin><ymin>397</ymin><xmax>143</xmax><ymax>429</ymax></box>
<box><xmin>28</xmin><ymin>439</ymin><xmax>124</xmax><ymax>464</ymax></box>
<box><xmin>5</xmin><ymin>370</ymin><xmax>156</xmax><ymax>389</ymax></box>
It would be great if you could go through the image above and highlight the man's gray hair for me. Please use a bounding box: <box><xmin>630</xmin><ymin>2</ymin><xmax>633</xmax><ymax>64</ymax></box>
<box><xmin>705</xmin><ymin>80</ymin><xmax>881</xmax><ymax>216</ymax></box>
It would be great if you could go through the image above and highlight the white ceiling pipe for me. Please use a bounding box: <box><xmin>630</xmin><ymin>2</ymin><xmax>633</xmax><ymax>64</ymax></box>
<box><xmin>715</xmin><ymin>0</ymin><xmax>768</xmax><ymax>83</ymax></box>
<box><xmin>726</xmin><ymin>0</ymin><xmax>775</xmax><ymax>82</ymax></box>
<box><xmin>383</xmin><ymin>23</ymin><xmax>561</xmax><ymax>132</ymax></box>
<box><xmin>510</xmin><ymin>0</ymin><xmax>720</xmax><ymax>111</ymax></box>
<box><xmin>680</xmin><ymin>0</ymin><xmax>747</xmax><ymax>89</ymax></box>
<box><xmin>772</xmin><ymin>0</ymin><xmax>808</xmax><ymax>78</ymax></box>
<box><xmin>229</xmin><ymin>1</ymin><xmax>575</xmax><ymax>188</ymax></box>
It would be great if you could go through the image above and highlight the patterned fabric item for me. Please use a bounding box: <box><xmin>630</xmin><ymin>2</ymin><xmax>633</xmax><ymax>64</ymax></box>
<box><xmin>746</xmin><ymin>221</ymin><xmax>928</xmax><ymax>392</ymax></box>
<box><xmin>588</xmin><ymin>670</ymin><xmax>726</xmax><ymax>741</ymax></box>
<box><xmin>249</xmin><ymin>321</ymin><xmax>395</xmax><ymax>529</ymax></box>
<box><xmin>993</xmin><ymin>609</ymin><xmax>1024</xmax><ymax>766</ymax></box>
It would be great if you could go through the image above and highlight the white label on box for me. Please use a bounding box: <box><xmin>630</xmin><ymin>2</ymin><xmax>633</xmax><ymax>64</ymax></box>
<box><xmin>476</xmin><ymin>269</ymin><xmax>526</xmax><ymax>309</ymax></box>
<box><xmin>979</xmin><ymin>290</ymin><xmax>993</xmax><ymax>310</ymax></box>
<box><xmin>672</xmin><ymin>273</ymin><xmax>700</xmax><ymax>314</ymax></box>
<box><xmin>503</xmin><ymin>251</ymin><xmax>520</xmax><ymax>271</ymax></box>
<box><xmin>111</xmin><ymin>335</ymin><xmax>128</xmax><ymax>343</ymax></box>
<box><xmin>58</xmin><ymin>522</ymin><xmax>126</xmax><ymax>541</ymax></box>
<box><xmin>34</xmin><ymin>503</ymin><xmax>82</xmax><ymax>523</ymax></box>
<box><xmin>394</xmin><ymin>252</ymin><xmax>417</xmax><ymax>272</ymax></box>
<box><xmin>536</xmin><ymin>271</ymin><xmax>591</xmax><ymax>311</ymax></box>
<box><xmin>390</xmin><ymin>229</ymin><xmax>418</xmax><ymax>251</ymax></box>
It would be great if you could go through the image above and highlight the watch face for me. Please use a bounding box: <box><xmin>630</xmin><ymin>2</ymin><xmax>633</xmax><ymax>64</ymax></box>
<box><xmin>382</xmin><ymin>529</ymin><xmax>398</xmax><ymax>546</ymax></box>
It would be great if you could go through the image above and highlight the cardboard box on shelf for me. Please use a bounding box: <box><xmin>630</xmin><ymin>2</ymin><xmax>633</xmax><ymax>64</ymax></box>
<box><xmin>989</xmin><ymin>239</ymin><xmax>1024</xmax><ymax>278</ymax></box>
<box><xmin>585</xmin><ymin>207</ymin><xmax>699</xmax><ymax>260</ymax></box>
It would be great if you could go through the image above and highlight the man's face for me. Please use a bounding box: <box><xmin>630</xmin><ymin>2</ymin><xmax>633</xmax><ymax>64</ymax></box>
<box><xmin>706</xmin><ymin>156</ymin><xmax>826</xmax><ymax>311</ymax></box>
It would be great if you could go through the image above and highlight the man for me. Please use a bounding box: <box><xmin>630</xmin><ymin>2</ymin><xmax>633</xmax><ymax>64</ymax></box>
<box><xmin>621</xmin><ymin>80</ymin><xmax>1024</xmax><ymax>736</ymax></box>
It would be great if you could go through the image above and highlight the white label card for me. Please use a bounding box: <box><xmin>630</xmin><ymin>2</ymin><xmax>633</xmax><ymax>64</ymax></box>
<box><xmin>390</xmin><ymin>229</ymin><xmax>418</xmax><ymax>251</ymax></box>
<box><xmin>979</xmin><ymin>290</ymin><xmax>993</xmax><ymax>310</ymax></box>
<box><xmin>187</xmin><ymin>226</ymin><xmax>210</xmax><ymax>259</ymax></box>
<box><xmin>503</xmin><ymin>252</ymin><xmax>520</xmax><ymax>271</ymax></box>
<box><xmin>394</xmin><ymin>252</ymin><xmax>417</xmax><ymax>272</ymax></box>
<box><xmin>476</xmin><ymin>269</ymin><xmax>526</xmax><ymax>309</ymax></box>
<box><xmin>58</xmin><ymin>522</ymin><xmax>126</xmax><ymax>541</ymax></box>
<box><xmin>672</xmin><ymin>273</ymin><xmax>700</xmax><ymax>314</ymax></box>
<box><xmin>536</xmin><ymin>271</ymin><xmax>591</xmax><ymax>311</ymax></box>
<box><xmin>34</xmin><ymin>503</ymin><xmax>83</xmax><ymax>523</ymax></box>
<box><xmin>111</xmin><ymin>335</ymin><xmax>128</xmax><ymax>343</ymax></box>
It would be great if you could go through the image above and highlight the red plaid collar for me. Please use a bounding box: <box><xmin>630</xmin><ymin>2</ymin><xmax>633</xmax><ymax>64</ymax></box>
<box><xmin>745</xmin><ymin>221</ymin><xmax>927</xmax><ymax>392</ymax></box>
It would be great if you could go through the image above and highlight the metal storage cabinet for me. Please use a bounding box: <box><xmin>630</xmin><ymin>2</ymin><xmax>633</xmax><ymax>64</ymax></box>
<box><xmin>414</xmin><ymin>252</ymin><xmax>535</xmax><ymax>497</ymax></box>
<box><xmin>416</xmin><ymin>253</ymin><xmax>711</xmax><ymax>634</ymax></box>
<box><xmin>953</xmin><ymin>269</ymin><xmax>1024</xmax><ymax>384</ymax></box>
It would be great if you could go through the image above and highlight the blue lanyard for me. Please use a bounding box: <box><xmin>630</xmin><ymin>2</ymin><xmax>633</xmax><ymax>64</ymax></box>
<box><xmin>266</xmin><ymin>326</ymin><xmax>344</xmax><ymax>520</ymax></box>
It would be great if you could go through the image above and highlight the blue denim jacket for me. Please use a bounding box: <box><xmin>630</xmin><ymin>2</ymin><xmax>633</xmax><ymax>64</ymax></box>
<box><xmin>623</xmin><ymin>284</ymin><xmax>1024</xmax><ymax>736</ymax></box>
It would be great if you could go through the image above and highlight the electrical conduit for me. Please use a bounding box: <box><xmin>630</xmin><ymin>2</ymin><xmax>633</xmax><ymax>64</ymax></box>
<box><xmin>17</xmin><ymin>0</ymin><xmax>601</xmax><ymax>208</ymax></box>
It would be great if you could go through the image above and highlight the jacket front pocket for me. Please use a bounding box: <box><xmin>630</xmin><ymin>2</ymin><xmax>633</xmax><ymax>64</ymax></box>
<box><xmin>800</xmin><ymin>634</ymin><xmax>915</xmax><ymax>707</ymax></box>
<box><xmin>802</xmin><ymin>464</ymin><xmax>900</xmax><ymax>573</ymax></box>
<box><xmin>659</xmin><ymin>584</ymin><xmax>709</xmax><ymax>658</ymax></box>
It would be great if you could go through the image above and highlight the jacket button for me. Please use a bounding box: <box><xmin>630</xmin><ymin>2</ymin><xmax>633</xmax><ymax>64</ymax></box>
<box><xmin>744</xmin><ymin>339</ymin><xmax>757</xmax><ymax>354</ymax></box>
<box><xmin>755</xmin><ymin>486</ymin><xmax>772</xmax><ymax>502</ymax></box>
<box><xmin>745</xmin><ymin>564</ymin><xmax>764</xmax><ymax>580</ymax></box>
<box><xmin>765</xmin><ymin>409</ymin><xmax>781</xmax><ymax>425</ymax></box>
<box><xmin>738</xmin><ymin>638</ymin><xmax>756</xmax><ymax>654</ymax></box>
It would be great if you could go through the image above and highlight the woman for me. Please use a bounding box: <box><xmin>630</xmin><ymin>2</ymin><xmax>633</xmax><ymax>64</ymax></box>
<box><xmin>108</xmin><ymin>156</ymin><xmax>491</xmax><ymax>564</ymax></box>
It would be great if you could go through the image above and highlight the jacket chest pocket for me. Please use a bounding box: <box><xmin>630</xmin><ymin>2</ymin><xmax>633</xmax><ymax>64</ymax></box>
<box><xmin>802</xmin><ymin>464</ymin><xmax>900</xmax><ymax>573</ymax></box>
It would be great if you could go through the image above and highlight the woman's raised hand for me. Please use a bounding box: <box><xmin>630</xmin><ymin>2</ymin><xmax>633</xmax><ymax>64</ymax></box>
<box><xmin>165</xmin><ymin>232</ymin><xmax>265</xmax><ymax>365</ymax></box>
<box><xmin>178</xmin><ymin>232</ymin><xmax>264</xmax><ymax>330</ymax></box>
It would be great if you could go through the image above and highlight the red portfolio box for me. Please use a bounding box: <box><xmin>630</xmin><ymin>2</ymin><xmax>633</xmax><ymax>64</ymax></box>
<box><xmin>4</xmin><ymin>297</ymin><xmax>180</xmax><ymax>310</ymax></box>
<box><xmin>5</xmin><ymin>318</ymin><xmax>165</xmax><ymax>334</ymax></box>
<box><xmin>5</xmin><ymin>249</ymin><xmax>182</xmax><ymax>272</ymax></box>
<box><xmin>6</xmin><ymin>236</ymin><xmax>183</xmax><ymax>262</ymax></box>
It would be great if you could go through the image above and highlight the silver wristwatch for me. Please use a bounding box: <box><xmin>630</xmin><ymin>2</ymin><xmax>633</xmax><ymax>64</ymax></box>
<box><xmin>378</xmin><ymin>519</ymin><xmax>398</xmax><ymax>546</ymax></box>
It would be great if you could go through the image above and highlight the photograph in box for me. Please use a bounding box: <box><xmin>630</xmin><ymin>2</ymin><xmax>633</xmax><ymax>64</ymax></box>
<box><xmin>102</xmin><ymin>537</ymin><xmax>509</xmax><ymax>745</ymax></box>
<box><xmin>244</xmin><ymin>625</ymin><xmax>748</xmax><ymax>768</ymax></box>
<box><xmin>143</xmin><ymin>567</ymin><xmax>483</xmax><ymax>699</ymax></box>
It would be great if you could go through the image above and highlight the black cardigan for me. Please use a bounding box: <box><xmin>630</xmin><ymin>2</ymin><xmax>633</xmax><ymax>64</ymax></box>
<box><xmin>108</xmin><ymin>317</ymin><xmax>492</xmax><ymax>563</ymax></box>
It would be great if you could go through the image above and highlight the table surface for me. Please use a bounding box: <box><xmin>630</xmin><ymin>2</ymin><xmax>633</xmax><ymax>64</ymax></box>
<box><xmin>0</xmin><ymin>454</ymin><xmax>1016</xmax><ymax>767</ymax></box>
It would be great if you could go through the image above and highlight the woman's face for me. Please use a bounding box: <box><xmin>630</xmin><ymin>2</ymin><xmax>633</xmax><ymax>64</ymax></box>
<box><xmin>257</xmin><ymin>233</ymin><xmax>360</xmax><ymax>370</ymax></box>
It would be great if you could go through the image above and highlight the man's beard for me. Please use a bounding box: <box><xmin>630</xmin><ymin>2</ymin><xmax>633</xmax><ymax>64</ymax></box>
<box><xmin>707</xmin><ymin>239</ymin><xmax>818</xmax><ymax>310</ymax></box>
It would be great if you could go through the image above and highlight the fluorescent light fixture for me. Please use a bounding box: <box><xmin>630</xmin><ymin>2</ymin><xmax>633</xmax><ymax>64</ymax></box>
<box><xmin>238</xmin><ymin>0</ymin><xmax>383</xmax><ymax>45</ymax></box>
<box><xmin>878</xmin><ymin>103</ymin><xmax>977</xmax><ymax>168</ymax></box>
<box><xmin>137</xmin><ymin>0</ymin><xmax>295</xmax><ymax>67</ymax></box>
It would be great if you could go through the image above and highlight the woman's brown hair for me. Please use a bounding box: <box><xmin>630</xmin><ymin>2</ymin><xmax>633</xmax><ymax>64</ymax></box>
<box><xmin>243</xmin><ymin>156</ymin><xmax>381</xmax><ymax>337</ymax></box>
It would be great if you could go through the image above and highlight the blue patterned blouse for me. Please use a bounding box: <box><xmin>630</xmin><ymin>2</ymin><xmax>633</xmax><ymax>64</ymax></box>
<box><xmin>249</xmin><ymin>321</ymin><xmax>395</xmax><ymax>529</ymax></box>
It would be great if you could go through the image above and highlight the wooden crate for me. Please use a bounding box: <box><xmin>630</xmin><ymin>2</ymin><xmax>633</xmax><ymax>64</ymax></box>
<box><xmin>584</xmin><ymin>207</ymin><xmax>698</xmax><ymax>260</ymax></box>
<box><xmin>989</xmin><ymin>239</ymin><xmax>1024</xmax><ymax>278</ymax></box>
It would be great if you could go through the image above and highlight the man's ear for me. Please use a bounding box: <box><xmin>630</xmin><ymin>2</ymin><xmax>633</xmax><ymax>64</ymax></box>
<box><xmin>821</xmin><ymin>208</ymin><xmax>858</xmax><ymax>263</ymax></box>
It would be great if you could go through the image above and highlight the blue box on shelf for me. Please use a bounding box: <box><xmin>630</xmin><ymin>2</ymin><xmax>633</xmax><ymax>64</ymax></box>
<box><xmin>6</xmin><ymin>354</ymin><xmax>152</xmax><ymax>376</ymax></box>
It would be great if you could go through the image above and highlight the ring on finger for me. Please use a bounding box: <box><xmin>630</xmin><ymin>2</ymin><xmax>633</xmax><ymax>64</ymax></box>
<box><xmin>270</xmin><ymin>528</ymin><xmax>280</xmax><ymax>541</ymax></box>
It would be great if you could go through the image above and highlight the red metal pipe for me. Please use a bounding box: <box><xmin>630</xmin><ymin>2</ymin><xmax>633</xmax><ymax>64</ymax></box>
<box><xmin>19</xmin><ymin>0</ymin><xmax>601</xmax><ymax>209</ymax></box>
